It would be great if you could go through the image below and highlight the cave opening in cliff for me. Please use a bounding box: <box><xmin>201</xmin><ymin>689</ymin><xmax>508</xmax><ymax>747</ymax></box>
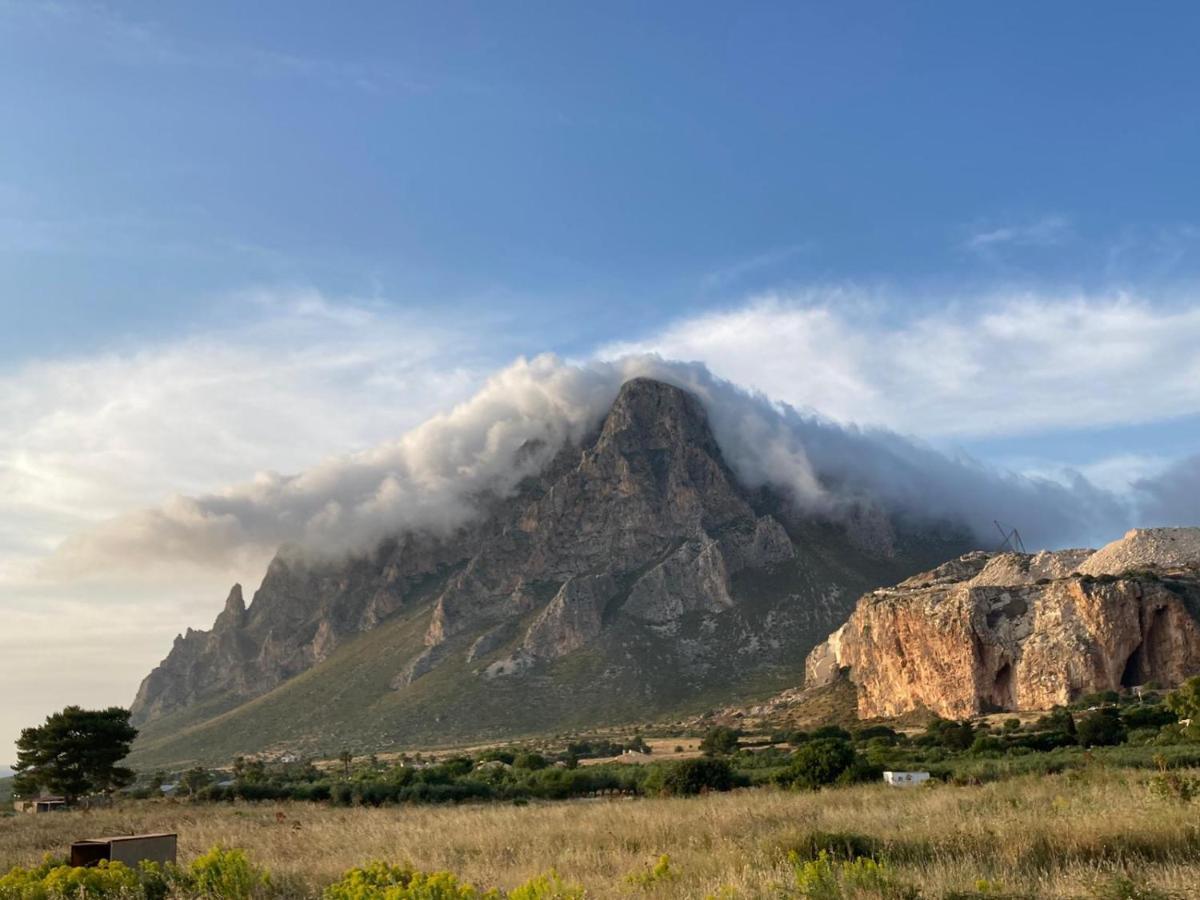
<box><xmin>987</xmin><ymin>661</ymin><xmax>1015</xmax><ymax>711</ymax></box>
<box><xmin>1122</xmin><ymin>607</ymin><xmax>1167</xmax><ymax>688</ymax></box>
<box><xmin>1120</xmin><ymin>645</ymin><xmax>1143</xmax><ymax>689</ymax></box>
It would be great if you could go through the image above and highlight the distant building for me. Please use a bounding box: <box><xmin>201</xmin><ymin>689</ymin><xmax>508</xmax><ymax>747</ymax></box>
<box><xmin>15</xmin><ymin>795</ymin><xmax>68</xmax><ymax>813</ymax></box>
<box><xmin>883</xmin><ymin>771</ymin><xmax>930</xmax><ymax>787</ymax></box>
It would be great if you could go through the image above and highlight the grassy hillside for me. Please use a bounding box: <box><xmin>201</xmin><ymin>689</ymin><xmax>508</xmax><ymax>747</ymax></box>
<box><xmin>130</xmin><ymin>588</ymin><xmax>815</xmax><ymax>769</ymax></box>
<box><xmin>0</xmin><ymin>776</ymin><xmax>11</xmax><ymax>806</ymax></box>
<box><xmin>129</xmin><ymin>516</ymin><xmax>963</xmax><ymax>770</ymax></box>
<box><xmin>4</xmin><ymin>771</ymin><xmax>1199</xmax><ymax>897</ymax></box>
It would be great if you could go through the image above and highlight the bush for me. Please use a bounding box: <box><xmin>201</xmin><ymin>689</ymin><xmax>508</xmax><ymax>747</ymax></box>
<box><xmin>656</xmin><ymin>757</ymin><xmax>735</xmax><ymax>796</ymax></box>
<box><xmin>506</xmin><ymin>871</ymin><xmax>584</xmax><ymax>900</ymax></box>
<box><xmin>919</xmin><ymin>718</ymin><xmax>975</xmax><ymax>751</ymax></box>
<box><xmin>0</xmin><ymin>858</ymin><xmax>147</xmax><ymax>899</ymax></box>
<box><xmin>778</xmin><ymin>739</ymin><xmax>859</xmax><ymax>791</ymax></box>
<box><xmin>1120</xmin><ymin>704</ymin><xmax>1177</xmax><ymax>730</ymax></box>
<box><xmin>624</xmin><ymin>855</ymin><xmax>676</xmax><ymax>890</ymax></box>
<box><xmin>790</xmin><ymin>851</ymin><xmax>918</xmax><ymax>900</ymax></box>
<box><xmin>323</xmin><ymin>861</ymin><xmax>495</xmax><ymax>899</ymax></box>
<box><xmin>810</xmin><ymin>725</ymin><xmax>853</xmax><ymax>742</ymax></box>
<box><xmin>1077</xmin><ymin>708</ymin><xmax>1127</xmax><ymax>747</ymax></box>
<box><xmin>699</xmin><ymin>726</ymin><xmax>741</xmax><ymax>755</ymax></box>
<box><xmin>185</xmin><ymin>846</ymin><xmax>272</xmax><ymax>899</ymax></box>
<box><xmin>969</xmin><ymin>735</ymin><xmax>1006</xmax><ymax>756</ymax></box>
<box><xmin>1033</xmin><ymin>706</ymin><xmax>1076</xmax><ymax>738</ymax></box>
<box><xmin>852</xmin><ymin>725</ymin><xmax>900</xmax><ymax>744</ymax></box>
<box><xmin>512</xmin><ymin>752</ymin><xmax>548</xmax><ymax>771</ymax></box>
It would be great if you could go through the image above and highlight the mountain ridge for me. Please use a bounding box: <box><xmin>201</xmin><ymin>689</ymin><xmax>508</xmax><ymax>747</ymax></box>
<box><xmin>129</xmin><ymin>377</ymin><xmax>970</xmax><ymax>767</ymax></box>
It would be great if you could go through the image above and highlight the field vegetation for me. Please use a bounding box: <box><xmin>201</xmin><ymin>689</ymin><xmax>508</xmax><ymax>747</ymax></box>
<box><xmin>4</xmin><ymin>767</ymin><xmax>1200</xmax><ymax>898</ymax></box>
<box><xmin>4</xmin><ymin>681</ymin><xmax>1198</xmax><ymax>896</ymax></box>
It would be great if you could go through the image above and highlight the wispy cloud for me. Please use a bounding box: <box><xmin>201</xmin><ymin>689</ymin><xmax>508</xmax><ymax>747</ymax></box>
<box><xmin>0</xmin><ymin>290</ymin><xmax>492</xmax><ymax>575</ymax></box>
<box><xmin>700</xmin><ymin>243</ymin><xmax>812</xmax><ymax>290</ymax></box>
<box><xmin>965</xmin><ymin>215</ymin><xmax>1073</xmax><ymax>253</ymax></box>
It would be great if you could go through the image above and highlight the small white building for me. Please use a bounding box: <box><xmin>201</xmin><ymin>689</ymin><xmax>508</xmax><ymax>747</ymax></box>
<box><xmin>883</xmin><ymin>770</ymin><xmax>930</xmax><ymax>787</ymax></box>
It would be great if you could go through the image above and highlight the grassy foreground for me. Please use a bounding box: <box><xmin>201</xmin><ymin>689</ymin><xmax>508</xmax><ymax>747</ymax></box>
<box><xmin>4</xmin><ymin>768</ymin><xmax>1200</xmax><ymax>898</ymax></box>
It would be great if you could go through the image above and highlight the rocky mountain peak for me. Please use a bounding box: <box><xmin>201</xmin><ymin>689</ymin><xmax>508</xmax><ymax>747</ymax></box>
<box><xmin>599</xmin><ymin>378</ymin><xmax>719</xmax><ymax>456</ymax></box>
<box><xmin>213</xmin><ymin>583</ymin><xmax>246</xmax><ymax>630</ymax></box>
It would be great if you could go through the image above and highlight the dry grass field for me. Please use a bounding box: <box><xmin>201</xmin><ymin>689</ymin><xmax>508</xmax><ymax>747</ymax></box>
<box><xmin>3</xmin><ymin>768</ymin><xmax>1200</xmax><ymax>898</ymax></box>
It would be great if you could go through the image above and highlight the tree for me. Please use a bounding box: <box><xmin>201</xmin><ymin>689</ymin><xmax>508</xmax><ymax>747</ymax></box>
<box><xmin>1035</xmin><ymin>705</ymin><xmax>1077</xmax><ymax>740</ymax></box>
<box><xmin>1166</xmin><ymin>676</ymin><xmax>1200</xmax><ymax>741</ymax></box>
<box><xmin>658</xmin><ymin>757</ymin><xmax>734</xmax><ymax>796</ymax></box>
<box><xmin>777</xmin><ymin>738</ymin><xmax>858</xmax><ymax>790</ymax></box>
<box><xmin>699</xmin><ymin>726</ymin><xmax>741</xmax><ymax>756</ymax></box>
<box><xmin>921</xmin><ymin>718</ymin><xmax>975</xmax><ymax>751</ymax></box>
<box><xmin>513</xmin><ymin>751</ymin><xmax>548</xmax><ymax>770</ymax></box>
<box><xmin>12</xmin><ymin>706</ymin><xmax>136</xmax><ymax>804</ymax></box>
<box><xmin>339</xmin><ymin>750</ymin><xmax>354</xmax><ymax>778</ymax></box>
<box><xmin>1076</xmin><ymin>708</ymin><xmax>1127</xmax><ymax>747</ymax></box>
<box><xmin>180</xmin><ymin>766</ymin><xmax>213</xmax><ymax>798</ymax></box>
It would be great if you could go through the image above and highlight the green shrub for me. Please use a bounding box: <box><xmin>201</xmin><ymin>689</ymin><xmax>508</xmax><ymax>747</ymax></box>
<box><xmin>624</xmin><ymin>855</ymin><xmax>676</xmax><ymax>890</ymax></box>
<box><xmin>1076</xmin><ymin>708</ymin><xmax>1127</xmax><ymax>747</ymax></box>
<box><xmin>699</xmin><ymin>726</ymin><xmax>741</xmax><ymax>755</ymax></box>
<box><xmin>789</xmin><ymin>851</ymin><xmax>918</xmax><ymax>900</ymax></box>
<box><xmin>918</xmin><ymin>718</ymin><xmax>975</xmax><ymax>751</ymax></box>
<box><xmin>0</xmin><ymin>857</ymin><xmax>144</xmax><ymax>900</ymax></box>
<box><xmin>810</xmin><ymin>726</ymin><xmax>853</xmax><ymax>742</ymax></box>
<box><xmin>506</xmin><ymin>872</ymin><xmax>584</xmax><ymax>900</ymax></box>
<box><xmin>1120</xmin><ymin>704</ymin><xmax>1177</xmax><ymax>730</ymax></box>
<box><xmin>324</xmin><ymin>861</ymin><xmax>498</xmax><ymax>899</ymax></box>
<box><xmin>969</xmin><ymin>735</ymin><xmax>1006</xmax><ymax>756</ymax></box>
<box><xmin>185</xmin><ymin>847</ymin><xmax>272</xmax><ymax>899</ymax></box>
<box><xmin>512</xmin><ymin>752</ymin><xmax>548</xmax><ymax>771</ymax></box>
<box><xmin>656</xmin><ymin>757</ymin><xmax>735</xmax><ymax>796</ymax></box>
<box><xmin>777</xmin><ymin>739</ymin><xmax>858</xmax><ymax>791</ymax></box>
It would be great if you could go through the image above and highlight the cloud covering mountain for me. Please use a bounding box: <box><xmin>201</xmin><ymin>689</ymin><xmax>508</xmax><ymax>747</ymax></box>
<box><xmin>43</xmin><ymin>350</ymin><xmax>1199</xmax><ymax>578</ymax></box>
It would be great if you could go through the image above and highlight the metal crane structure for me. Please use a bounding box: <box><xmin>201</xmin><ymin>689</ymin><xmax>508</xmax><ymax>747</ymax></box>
<box><xmin>993</xmin><ymin>520</ymin><xmax>1026</xmax><ymax>554</ymax></box>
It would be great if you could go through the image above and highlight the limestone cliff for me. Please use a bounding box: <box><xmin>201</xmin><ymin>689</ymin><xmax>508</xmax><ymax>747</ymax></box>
<box><xmin>806</xmin><ymin>529</ymin><xmax>1200</xmax><ymax>719</ymax></box>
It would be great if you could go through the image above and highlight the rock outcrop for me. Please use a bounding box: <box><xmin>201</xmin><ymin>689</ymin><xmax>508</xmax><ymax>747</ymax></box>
<box><xmin>131</xmin><ymin>378</ymin><xmax>969</xmax><ymax>750</ymax></box>
<box><xmin>806</xmin><ymin>529</ymin><xmax>1200</xmax><ymax>719</ymax></box>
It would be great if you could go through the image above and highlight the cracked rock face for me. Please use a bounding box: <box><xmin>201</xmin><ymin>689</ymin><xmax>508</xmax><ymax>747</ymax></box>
<box><xmin>131</xmin><ymin>377</ymin><xmax>969</xmax><ymax>733</ymax></box>
<box><xmin>806</xmin><ymin>530</ymin><xmax>1200</xmax><ymax>719</ymax></box>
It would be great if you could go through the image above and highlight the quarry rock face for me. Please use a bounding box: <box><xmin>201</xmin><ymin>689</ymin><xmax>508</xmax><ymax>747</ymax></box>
<box><xmin>806</xmin><ymin>529</ymin><xmax>1200</xmax><ymax>719</ymax></box>
<box><xmin>131</xmin><ymin>378</ymin><xmax>969</xmax><ymax>743</ymax></box>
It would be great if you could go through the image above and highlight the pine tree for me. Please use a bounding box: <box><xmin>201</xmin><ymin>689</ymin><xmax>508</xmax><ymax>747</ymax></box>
<box><xmin>13</xmin><ymin>706</ymin><xmax>137</xmax><ymax>803</ymax></box>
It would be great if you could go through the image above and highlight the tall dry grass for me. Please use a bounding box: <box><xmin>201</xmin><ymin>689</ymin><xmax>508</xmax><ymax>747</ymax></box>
<box><xmin>3</xmin><ymin>768</ymin><xmax>1199</xmax><ymax>897</ymax></box>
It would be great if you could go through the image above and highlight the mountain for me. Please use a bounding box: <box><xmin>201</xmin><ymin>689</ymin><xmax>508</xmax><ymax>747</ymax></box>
<box><xmin>806</xmin><ymin>528</ymin><xmax>1200</xmax><ymax>719</ymax></box>
<box><xmin>129</xmin><ymin>378</ymin><xmax>968</xmax><ymax>767</ymax></box>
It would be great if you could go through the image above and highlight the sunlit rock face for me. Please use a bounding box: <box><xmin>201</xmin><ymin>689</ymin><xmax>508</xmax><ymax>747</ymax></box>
<box><xmin>807</xmin><ymin>530</ymin><xmax>1200</xmax><ymax>719</ymax></box>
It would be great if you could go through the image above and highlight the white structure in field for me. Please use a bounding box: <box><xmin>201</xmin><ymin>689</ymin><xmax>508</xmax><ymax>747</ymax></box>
<box><xmin>883</xmin><ymin>770</ymin><xmax>930</xmax><ymax>787</ymax></box>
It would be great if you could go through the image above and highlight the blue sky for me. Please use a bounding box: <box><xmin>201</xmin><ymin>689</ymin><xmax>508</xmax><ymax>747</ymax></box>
<box><xmin>2</xmin><ymin>1</ymin><xmax>1200</xmax><ymax>761</ymax></box>
<box><xmin>5</xmin><ymin>1</ymin><xmax>1200</xmax><ymax>361</ymax></box>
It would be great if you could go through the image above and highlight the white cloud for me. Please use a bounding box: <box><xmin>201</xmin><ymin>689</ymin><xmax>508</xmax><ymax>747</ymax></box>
<box><xmin>0</xmin><ymin>291</ymin><xmax>491</xmax><ymax>577</ymax></box>
<box><xmin>700</xmin><ymin>243</ymin><xmax>812</xmax><ymax>290</ymax></box>
<box><xmin>600</xmin><ymin>291</ymin><xmax>1200</xmax><ymax>438</ymax></box>
<box><xmin>27</xmin><ymin>348</ymin><xmax>1176</xmax><ymax>586</ymax></box>
<box><xmin>965</xmin><ymin>215</ymin><xmax>1073</xmax><ymax>252</ymax></box>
